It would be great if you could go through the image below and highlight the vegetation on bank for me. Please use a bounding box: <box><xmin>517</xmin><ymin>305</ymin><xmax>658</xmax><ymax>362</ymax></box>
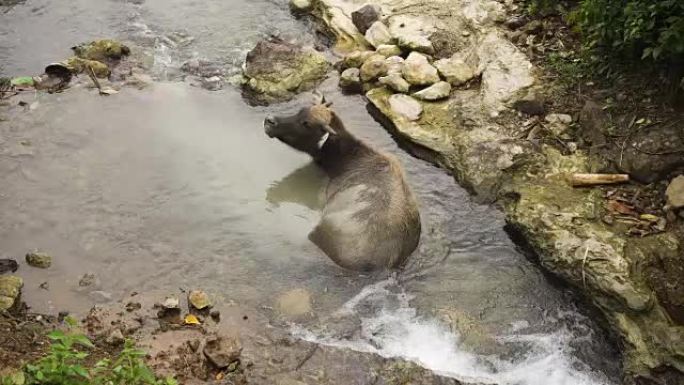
<box><xmin>525</xmin><ymin>0</ymin><xmax>684</xmax><ymax>90</ymax></box>
<box><xmin>0</xmin><ymin>319</ymin><xmax>175</xmax><ymax>385</ymax></box>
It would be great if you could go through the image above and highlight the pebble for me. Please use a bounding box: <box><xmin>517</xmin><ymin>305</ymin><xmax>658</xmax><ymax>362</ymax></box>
<box><xmin>210</xmin><ymin>309</ymin><xmax>221</xmax><ymax>321</ymax></box>
<box><xmin>25</xmin><ymin>251</ymin><xmax>52</xmax><ymax>268</ymax></box>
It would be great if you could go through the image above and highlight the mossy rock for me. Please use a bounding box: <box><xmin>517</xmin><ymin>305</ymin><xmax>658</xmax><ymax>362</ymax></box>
<box><xmin>242</xmin><ymin>38</ymin><xmax>329</xmax><ymax>105</ymax></box>
<box><xmin>72</xmin><ymin>39</ymin><xmax>131</xmax><ymax>62</ymax></box>
<box><xmin>0</xmin><ymin>275</ymin><xmax>23</xmax><ymax>311</ymax></box>
<box><xmin>64</xmin><ymin>57</ymin><xmax>111</xmax><ymax>78</ymax></box>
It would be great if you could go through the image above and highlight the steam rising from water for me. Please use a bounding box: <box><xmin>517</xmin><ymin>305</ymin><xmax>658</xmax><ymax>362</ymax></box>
<box><xmin>294</xmin><ymin>279</ymin><xmax>615</xmax><ymax>385</ymax></box>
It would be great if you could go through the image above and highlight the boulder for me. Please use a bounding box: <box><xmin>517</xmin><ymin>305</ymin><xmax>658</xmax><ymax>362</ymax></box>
<box><xmin>364</xmin><ymin>21</ymin><xmax>393</xmax><ymax>49</ymax></box>
<box><xmin>0</xmin><ymin>275</ymin><xmax>22</xmax><ymax>311</ymax></box>
<box><xmin>388</xmin><ymin>94</ymin><xmax>422</xmax><ymax>121</ymax></box>
<box><xmin>666</xmin><ymin>175</ymin><xmax>684</xmax><ymax>209</ymax></box>
<box><xmin>26</xmin><ymin>251</ymin><xmax>51</xmax><ymax>268</ymax></box>
<box><xmin>618</xmin><ymin>122</ymin><xmax>684</xmax><ymax>183</ymax></box>
<box><xmin>379</xmin><ymin>73</ymin><xmax>410</xmax><ymax>93</ymax></box>
<box><xmin>388</xmin><ymin>15</ymin><xmax>435</xmax><ymax>54</ymax></box>
<box><xmin>359</xmin><ymin>54</ymin><xmax>387</xmax><ymax>82</ymax></box>
<box><xmin>402</xmin><ymin>52</ymin><xmax>439</xmax><ymax>86</ymax></box>
<box><xmin>339</xmin><ymin>67</ymin><xmax>362</xmax><ymax>92</ymax></box>
<box><xmin>351</xmin><ymin>4</ymin><xmax>381</xmax><ymax>34</ymax></box>
<box><xmin>413</xmin><ymin>81</ymin><xmax>451</xmax><ymax>101</ymax></box>
<box><xmin>433</xmin><ymin>56</ymin><xmax>476</xmax><ymax>85</ymax></box>
<box><xmin>242</xmin><ymin>37</ymin><xmax>329</xmax><ymax>105</ymax></box>
<box><xmin>375</xmin><ymin>44</ymin><xmax>401</xmax><ymax>57</ymax></box>
<box><xmin>0</xmin><ymin>259</ymin><xmax>18</xmax><ymax>274</ymax></box>
<box><xmin>384</xmin><ymin>55</ymin><xmax>404</xmax><ymax>75</ymax></box>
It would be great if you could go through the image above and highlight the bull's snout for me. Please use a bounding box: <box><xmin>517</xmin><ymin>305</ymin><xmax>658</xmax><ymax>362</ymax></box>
<box><xmin>264</xmin><ymin>115</ymin><xmax>277</xmax><ymax>137</ymax></box>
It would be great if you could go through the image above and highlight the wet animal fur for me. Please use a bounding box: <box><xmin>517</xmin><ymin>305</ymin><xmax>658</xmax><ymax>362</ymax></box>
<box><xmin>264</xmin><ymin>103</ymin><xmax>421</xmax><ymax>271</ymax></box>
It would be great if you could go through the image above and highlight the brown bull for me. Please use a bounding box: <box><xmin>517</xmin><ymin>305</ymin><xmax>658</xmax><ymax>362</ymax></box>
<box><xmin>264</xmin><ymin>97</ymin><xmax>421</xmax><ymax>271</ymax></box>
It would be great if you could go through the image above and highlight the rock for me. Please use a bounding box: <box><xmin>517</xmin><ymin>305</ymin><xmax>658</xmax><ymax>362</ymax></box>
<box><xmin>162</xmin><ymin>296</ymin><xmax>180</xmax><ymax>310</ymax></box>
<box><xmin>388</xmin><ymin>15</ymin><xmax>435</xmax><ymax>54</ymax></box>
<box><xmin>545</xmin><ymin>113</ymin><xmax>572</xmax><ymax>125</ymax></box>
<box><xmin>351</xmin><ymin>4</ymin><xmax>382</xmax><ymax>34</ymax></box>
<box><xmin>512</xmin><ymin>91</ymin><xmax>544</xmax><ymax>115</ymax></box>
<box><xmin>242</xmin><ymin>37</ymin><xmax>329</xmax><ymax>105</ymax></box>
<box><xmin>339</xmin><ymin>68</ymin><xmax>362</xmax><ymax>92</ymax></box>
<box><xmin>388</xmin><ymin>94</ymin><xmax>422</xmax><ymax>121</ymax></box>
<box><xmin>413</xmin><ymin>81</ymin><xmax>451</xmax><ymax>101</ymax></box>
<box><xmin>25</xmin><ymin>252</ymin><xmax>51</xmax><ymax>268</ymax></box>
<box><xmin>72</xmin><ymin>39</ymin><xmax>130</xmax><ymax>62</ymax></box>
<box><xmin>384</xmin><ymin>56</ymin><xmax>404</xmax><ymax>75</ymax></box>
<box><xmin>203</xmin><ymin>336</ymin><xmax>242</xmax><ymax>369</ymax></box>
<box><xmin>289</xmin><ymin>0</ymin><xmax>312</xmax><ymax>13</ymax></box>
<box><xmin>106</xmin><ymin>329</ymin><xmax>125</xmax><ymax>346</ymax></box>
<box><xmin>210</xmin><ymin>309</ymin><xmax>221</xmax><ymax>321</ymax></box>
<box><xmin>188</xmin><ymin>290</ymin><xmax>212</xmax><ymax>310</ymax></box>
<box><xmin>505</xmin><ymin>16</ymin><xmax>528</xmax><ymax>30</ymax></box>
<box><xmin>666</xmin><ymin>176</ymin><xmax>684</xmax><ymax>209</ymax></box>
<box><xmin>433</xmin><ymin>55</ymin><xmax>476</xmax><ymax>85</ymax></box>
<box><xmin>125</xmin><ymin>302</ymin><xmax>142</xmax><ymax>312</ymax></box>
<box><xmin>339</xmin><ymin>50</ymin><xmax>375</xmax><ymax>69</ymax></box>
<box><xmin>78</xmin><ymin>273</ymin><xmax>97</xmax><ymax>287</ymax></box>
<box><xmin>402</xmin><ymin>52</ymin><xmax>439</xmax><ymax>86</ymax></box>
<box><xmin>64</xmin><ymin>57</ymin><xmax>110</xmax><ymax>78</ymax></box>
<box><xmin>0</xmin><ymin>275</ymin><xmax>22</xmax><ymax>311</ymax></box>
<box><xmin>375</xmin><ymin>44</ymin><xmax>401</xmax><ymax>57</ymax></box>
<box><xmin>365</xmin><ymin>22</ymin><xmax>393</xmax><ymax>49</ymax></box>
<box><xmin>277</xmin><ymin>289</ymin><xmax>312</xmax><ymax>318</ymax></box>
<box><xmin>359</xmin><ymin>54</ymin><xmax>387</xmax><ymax>82</ymax></box>
<box><xmin>201</xmin><ymin>76</ymin><xmax>223</xmax><ymax>91</ymax></box>
<box><xmin>618</xmin><ymin>122</ymin><xmax>684</xmax><ymax>183</ymax></box>
<box><xmin>180</xmin><ymin>58</ymin><xmax>224</xmax><ymax>78</ymax></box>
<box><xmin>0</xmin><ymin>259</ymin><xmax>18</xmax><ymax>274</ymax></box>
<box><xmin>379</xmin><ymin>73</ymin><xmax>410</xmax><ymax>93</ymax></box>
<box><xmin>577</xmin><ymin>100</ymin><xmax>608</xmax><ymax>146</ymax></box>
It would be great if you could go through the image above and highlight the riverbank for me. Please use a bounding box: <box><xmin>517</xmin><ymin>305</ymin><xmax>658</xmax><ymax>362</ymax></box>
<box><xmin>292</xmin><ymin>0</ymin><xmax>684</xmax><ymax>383</ymax></box>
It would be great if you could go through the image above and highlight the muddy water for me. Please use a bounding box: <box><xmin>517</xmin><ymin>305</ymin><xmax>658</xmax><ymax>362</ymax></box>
<box><xmin>1</xmin><ymin>0</ymin><xmax>619</xmax><ymax>384</ymax></box>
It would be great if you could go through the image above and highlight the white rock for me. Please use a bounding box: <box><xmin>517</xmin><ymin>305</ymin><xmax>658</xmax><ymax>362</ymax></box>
<box><xmin>364</xmin><ymin>21</ymin><xmax>393</xmax><ymax>49</ymax></box>
<box><xmin>384</xmin><ymin>56</ymin><xmax>404</xmax><ymax>75</ymax></box>
<box><xmin>389</xmin><ymin>94</ymin><xmax>422</xmax><ymax>121</ymax></box>
<box><xmin>388</xmin><ymin>15</ymin><xmax>435</xmax><ymax>54</ymax></box>
<box><xmin>379</xmin><ymin>73</ymin><xmax>410</xmax><ymax>93</ymax></box>
<box><xmin>402</xmin><ymin>52</ymin><xmax>439</xmax><ymax>86</ymax></box>
<box><xmin>413</xmin><ymin>81</ymin><xmax>451</xmax><ymax>101</ymax></box>
<box><xmin>360</xmin><ymin>54</ymin><xmax>387</xmax><ymax>82</ymax></box>
<box><xmin>341</xmin><ymin>50</ymin><xmax>376</xmax><ymax>69</ymax></box>
<box><xmin>375</xmin><ymin>44</ymin><xmax>402</xmax><ymax>57</ymax></box>
<box><xmin>434</xmin><ymin>56</ymin><xmax>476</xmax><ymax>85</ymax></box>
<box><xmin>289</xmin><ymin>0</ymin><xmax>312</xmax><ymax>12</ymax></box>
<box><xmin>666</xmin><ymin>175</ymin><xmax>684</xmax><ymax>209</ymax></box>
<box><xmin>545</xmin><ymin>113</ymin><xmax>573</xmax><ymax>124</ymax></box>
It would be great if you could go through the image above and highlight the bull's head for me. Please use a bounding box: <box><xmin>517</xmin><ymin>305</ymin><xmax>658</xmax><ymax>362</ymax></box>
<box><xmin>264</xmin><ymin>92</ymin><xmax>337</xmax><ymax>156</ymax></box>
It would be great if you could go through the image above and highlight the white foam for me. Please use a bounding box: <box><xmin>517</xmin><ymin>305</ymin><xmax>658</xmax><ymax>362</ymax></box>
<box><xmin>293</xmin><ymin>279</ymin><xmax>615</xmax><ymax>385</ymax></box>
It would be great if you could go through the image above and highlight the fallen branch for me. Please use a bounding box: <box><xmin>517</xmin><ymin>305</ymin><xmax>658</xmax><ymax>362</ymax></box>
<box><xmin>86</xmin><ymin>65</ymin><xmax>102</xmax><ymax>92</ymax></box>
<box><xmin>569</xmin><ymin>173</ymin><xmax>629</xmax><ymax>187</ymax></box>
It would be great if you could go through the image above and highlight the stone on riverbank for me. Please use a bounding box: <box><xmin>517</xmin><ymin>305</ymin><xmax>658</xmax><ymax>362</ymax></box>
<box><xmin>242</xmin><ymin>38</ymin><xmax>329</xmax><ymax>105</ymax></box>
<box><xmin>388</xmin><ymin>15</ymin><xmax>435</xmax><ymax>54</ymax></box>
<box><xmin>351</xmin><ymin>4</ymin><xmax>381</xmax><ymax>34</ymax></box>
<box><xmin>434</xmin><ymin>56</ymin><xmax>476</xmax><ymax>86</ymax></box>
<box><xmin>384</xmin><ymin>55</ymin><xmax>404</xmax><ymax>75</ymax></box>
<box><xmin>379</xmin><ymin>73</ymin><xmax>410</xmax><ymax>93</ymax></box>
<box><xmin>413</xmin><ymin>81</ymin><xmax>451</xmax><ymax>101</ymax></box>
<box><xmin>339</xmin><ymin>67</ymin><xmax>362</xmax><ymax>92</ymax></box>
<box><xmin>666</xmin><ymin>175</ymin><xmax>684</xmax><ymax>209</ymax></box>
<box><xmin>72</xmin><ymin>39</ymin><xmax>130</xmax><ymax>62</ymax></box>
<box><xmin>203</xmin><ymin>336</ymin><xmax>242</xmax><ymax>369</ymax></box>
<box><xmin>402</xmin><ymin>52</ymin><xmax>439</xmax><ymax>86</ymax></box>
<box><xmin>289</xmin><ymin>0</ymin><xmax>312</xmax><ymax>13</ymax></box>
<box><xmin>360</xmin><ymin>54</ymin><xmax>387</xmax><ymax>82</ymax></box>
<box><xmin>388</xmin><ymin>94</ymin><xmax>422</xmax><ymax>121</ymax></box>
<box><xmin>26</xmin><ymin>251</ymin><xmax>51</xmax><ymax>268</ymax></box>
<box><xmin>65</xmin><ymin>57</ymin><xmax>111</xmax><ymax>78</ymax></box>
<box><xmin>376</xmin><ymin>44</ymin><xmax>402</xmax><ymax>57</ymax></box>
<box><xmin>0</xmin><ymin>275</ymin><xmax>22</xmax><ymax>311</ymax></box>
<box><xmin>364</xmin><ymin>21</ymin><xmax>393</xmax><ymax>48</ymax></box>
<box><xmin>339</xmin><ymin>50</ymin><xmax>375</xmax><ymax>70</ymax></box>
<box><xmin>188</xmin><ymin>290</ymin><xmax>212</xmax><ymax>310</ymax></box>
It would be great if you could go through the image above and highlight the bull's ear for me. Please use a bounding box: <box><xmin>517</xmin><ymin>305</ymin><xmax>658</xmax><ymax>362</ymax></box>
<box><xmin>322</xmin><ymin>124</ymin><xmax>337</xmax><ymax>135</ymax></box>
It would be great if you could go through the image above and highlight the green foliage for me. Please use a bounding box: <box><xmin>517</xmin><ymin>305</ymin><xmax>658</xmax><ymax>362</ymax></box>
<box><xmin>524</xmin><ymin>0</ymin><xmax>558</xmax><ymax>16</ymax></box>
<box><xmin>570</xmin><ymin>0</ymin><xmax>684</xmax><ymax>63</ymax></box>
<box><xmin>0</xmin><ymin>324</ymin><xmax>176</xmax><ymax>385</ymax></box>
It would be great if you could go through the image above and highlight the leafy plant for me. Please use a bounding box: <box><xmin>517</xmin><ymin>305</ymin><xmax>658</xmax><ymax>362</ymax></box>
<box><xmin>1</xmin><ymin>320</ymin><xmax>176</xmax><ymax>385</ymax></box>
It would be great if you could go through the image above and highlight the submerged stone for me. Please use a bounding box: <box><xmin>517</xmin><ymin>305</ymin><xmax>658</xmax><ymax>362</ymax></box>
<box><xmin>277</xmin><ymin>288</ymin><xmax>312</xmax><ymax>318</ymax></box>
<box><xmin>26</xmin><ymin>251</ymin><xmax>51</xmax><ymax>268</ymax></box>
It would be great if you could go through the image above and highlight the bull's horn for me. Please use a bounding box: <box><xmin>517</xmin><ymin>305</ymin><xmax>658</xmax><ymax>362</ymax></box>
<box><xmin>322</xmin><ymin>124</ymin><xmax>337</xmax><ymax>135</ymax></box>
<box><xmin>312</xmin><ymin>90</ymin><xmax>324</xmax><ymax>104</ymax></box>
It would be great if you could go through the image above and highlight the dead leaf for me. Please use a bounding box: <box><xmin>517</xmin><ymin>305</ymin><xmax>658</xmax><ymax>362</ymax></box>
<box><xmin>184</xmin><ymin>314</ymin><xmax>201</xmax><ymax>325</ymax></box>
<box><xmin>606</xmin><ymin>199</ymin><xmax>637</xmax><ymax>216</ymax></box>
<box><xmin>639</xmin><ymin>214</ymin><xmax>659</xmax><ymax>222</ymax></box>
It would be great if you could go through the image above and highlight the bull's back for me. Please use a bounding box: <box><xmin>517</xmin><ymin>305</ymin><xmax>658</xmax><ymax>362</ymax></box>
<box><xmin>309</xmin><ymin>153</ymin><xmax>420</xmax><ymax>271</ymax></box>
